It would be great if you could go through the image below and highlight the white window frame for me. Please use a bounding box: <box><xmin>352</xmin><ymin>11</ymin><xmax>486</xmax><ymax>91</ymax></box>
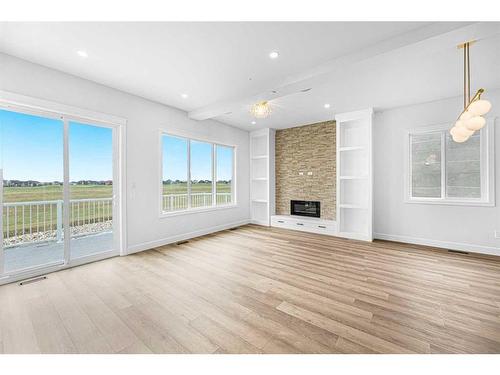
<box><xmin>159</xmin><ymin>130</ymin><xmax>237</xmax><ymax>217</ymax></box>
<box><xmin>404</xmin><ymin>119</ymin><xmax>495</xmax><ymax>207</ymax></box>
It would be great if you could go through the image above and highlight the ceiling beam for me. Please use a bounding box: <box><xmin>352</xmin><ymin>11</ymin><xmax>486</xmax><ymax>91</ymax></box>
<box><xmin>188</xmin><ymin>22</ymin><xmax>484</xmax><ymax>121</ymax></box>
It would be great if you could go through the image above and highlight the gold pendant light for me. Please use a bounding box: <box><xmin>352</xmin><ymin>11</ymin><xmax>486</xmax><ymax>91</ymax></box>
<box><xmin>450</xmin><ymin>41</ymin><xmax>492</xmax><ymax>143</ymax></box>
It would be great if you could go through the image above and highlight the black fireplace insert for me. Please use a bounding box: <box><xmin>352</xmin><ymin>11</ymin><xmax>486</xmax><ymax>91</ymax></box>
<box><xmin>290</xmin><ymin>200</ymin><xmax>320</xmax><ymax>218</ymax></box>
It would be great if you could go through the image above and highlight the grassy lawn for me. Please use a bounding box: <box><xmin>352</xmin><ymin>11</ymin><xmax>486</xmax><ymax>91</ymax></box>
<box><xmin>163</xmin><ymin>182</ymin><xmax>231</xmax><ymax>194</ymax></box>
<box><xmin>3</xmin><ymin>184</ymin><xmax>113</xmax><ymax>203</ymax></box>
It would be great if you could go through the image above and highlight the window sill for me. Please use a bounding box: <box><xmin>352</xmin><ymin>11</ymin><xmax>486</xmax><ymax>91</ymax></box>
<box><xmin>405</xmin><ymin>198</ymin><xmax>494</xmax><ymax>207</ymax></box>
<box><xmin>159</xmin><ymin>204</ymin><xmax>238</xmax><ymax>218</ymax></box>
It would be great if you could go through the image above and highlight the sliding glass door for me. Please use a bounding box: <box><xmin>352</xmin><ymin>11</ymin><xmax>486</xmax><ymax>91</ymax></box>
<box><xmin>0</xmin><ymin>107</ymin><xmax>120</xmax><ymax>279</ymax></box>
<box><xmin>69</xmin><ymin>121</ymin><xmax>116</xmax><ymax>259</ymax></box>
<box><xmin>0</xmin><ymin>109</ymin><xmax>65</xmax><ymax>273</ymax></box>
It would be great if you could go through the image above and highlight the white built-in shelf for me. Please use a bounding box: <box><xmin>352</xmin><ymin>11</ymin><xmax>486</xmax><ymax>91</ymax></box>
<box><xmin>339</xmin><ymin>175</ymin><xmax>368</xmax><ymax>180</ymax></box>
<box><xmin>336</xmin><ymin>108</ymin><xmax>373</xmax><ymax>242</ymax></box>
<box><xmin>337</xmin><ymin>231</ymin><xmax>367</xmax><ymax>240</ymax></box>
<box><xmin>339</xmin><ymin>146</ymin><xmax>365</xmax><ymax>152</ymax></box>
<box><xmin>339</xmin><ymin>204</ymin><xmax>367</xmax><ymax>209</ymax></box>
<box><xmin>271</xmin><ymin>215</ymin><xmax>337</xmax><ymax>236</ymax></box>
<box><xmin>250</xmin><ymin>128</ymin><xmax>275</xmax><ymax>226</ymax></box>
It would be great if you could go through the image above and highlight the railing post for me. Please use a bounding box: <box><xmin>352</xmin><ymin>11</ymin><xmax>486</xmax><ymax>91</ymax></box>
<box><xmin>56</xmin><ymin>200</ymin><xmax>63</xmax><ymax>242</ymax></box>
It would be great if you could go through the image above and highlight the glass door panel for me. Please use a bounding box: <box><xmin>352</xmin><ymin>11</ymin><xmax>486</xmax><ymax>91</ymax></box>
<box><xmin>0</xmin><ymin>109</ymin><xmax>65</xmax><ymax>273</ymax></box>
<box><xmin>69</xmin><ymin>121</ymin><xmax>115</xmax><ymax>259</ymax></box>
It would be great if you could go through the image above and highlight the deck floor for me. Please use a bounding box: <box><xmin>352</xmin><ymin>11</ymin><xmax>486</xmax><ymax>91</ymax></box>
<box><xmin>3</xmin><ymin>232</ymin><xmax>113</xmax><ymax>272</ymax></box>
<box><xmin>0</xmin><ymin>224</ymin><xmax>499</xmax><ymax>353</ymax></box>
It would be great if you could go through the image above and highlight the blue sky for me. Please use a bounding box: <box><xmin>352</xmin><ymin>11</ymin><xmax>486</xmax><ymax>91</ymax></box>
<box><xmin>0</xmin><ymin>109</ymin><xmax>112</xmax><ymax>182</ymax></box>
<box><xmin>162</xmin><ymin>135</ymin><xmax>233</xmax><ymax>181</ymax></box>
<box><xmin>0</xmin><ymin>109</ymin><xmax>232</xmax><ymax>184</ymax></box>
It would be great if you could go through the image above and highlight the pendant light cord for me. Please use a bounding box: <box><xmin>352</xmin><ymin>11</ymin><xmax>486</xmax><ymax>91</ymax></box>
<box><xmin>463</xmin><ymin>42</ymin><xmax>471</xmax><ymax>108</ymax></box>
<box><xmin>467</xmin><ymin>42</ymin><xmax>471</xmax><ymax>106</ymax></box>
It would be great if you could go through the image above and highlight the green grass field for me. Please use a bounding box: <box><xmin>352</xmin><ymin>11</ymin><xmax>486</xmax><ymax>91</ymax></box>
<box><xmin>3</xmin><ymin>182</ymin><xmax>231</xmax><ymax>203</ymax></box>
<box><xmin>2</xmin><ymin>183</ymin><xmax>231</xmax><ymax>238</ymax></box>
<box><xmin>162</xmin><ymin>182</ymin><xmax>231</xmax><ymax>194</ymax></box>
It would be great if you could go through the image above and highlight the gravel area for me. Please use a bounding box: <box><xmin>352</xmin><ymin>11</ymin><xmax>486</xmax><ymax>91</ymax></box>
<box><xmin>4</xmin><ymin>221</ymin><xmax>113</xmax><ymax>248</ymax></box>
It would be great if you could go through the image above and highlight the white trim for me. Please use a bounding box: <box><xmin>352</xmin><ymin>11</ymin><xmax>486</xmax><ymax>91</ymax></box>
<box><xmin>405</xmin><ymin>119</ymin><xmax>495</xmax><ymax>207</ymax></box>
<box><xmin>335</xmin><ymin>108</ymin><xmax>374</xmax><ymax>123</ymax></box>
<box><xmin>159</xmin><ymin>203</ymin><xmax>238</xmax><ymax>218</ymax></box>
<box><xmin>63</xmin><ymin>119</ymin><xmax>70</xmax><ymax>264</ymax></box>
<box><xmin>374</xmin><ymin>233</ymin><xmax>500</xmax><ymax>257</ymax></box>
<box><xmin>187</xmin><ymin>139</ymin><xmax>192</xmax><ymax>209</ymax></box>
<box><xmin>0</xmin><ymin>90</ymin><xmax>126</xmax><ymax>126</ymax></box>
<box><xmin>126</xmin><ymin>219</ymin><xmax>250</xmax><ymax>255</ymax></box>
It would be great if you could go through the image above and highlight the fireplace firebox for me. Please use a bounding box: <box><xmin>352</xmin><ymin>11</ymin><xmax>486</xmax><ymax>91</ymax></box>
<box><xmin>290</xmin><ymin>200</ymin><xmax>320</xmax><ymax>218</ymax></box>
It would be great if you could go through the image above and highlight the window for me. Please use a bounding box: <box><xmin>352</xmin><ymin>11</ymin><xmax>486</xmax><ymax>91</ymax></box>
<box><xmin>161</xmin><ymin>133</ymin><xmax>235</xmax><ymax>213</ymax></box>
<box><xmin>407</xmin><ymin>123</ymin><xmax>493</xmax><ymax>205</ymax></box>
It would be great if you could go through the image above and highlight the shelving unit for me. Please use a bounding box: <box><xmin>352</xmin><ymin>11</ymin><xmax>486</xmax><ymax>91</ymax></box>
<box><xmin>250</xmin><ymin>128</ymin><xmax>275</xmax><ymax>226</ymax></box>
<box><xmin>336</xmin><ymin>108</ymin><xmax>373</xmax><ymax>241</ymax></box>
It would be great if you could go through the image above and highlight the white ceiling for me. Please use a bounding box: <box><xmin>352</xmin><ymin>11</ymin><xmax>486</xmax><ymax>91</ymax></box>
<box><xmin>1</xmin><ymin>22</ymin><xmax>499</xmax><ymax>130</ymax></box>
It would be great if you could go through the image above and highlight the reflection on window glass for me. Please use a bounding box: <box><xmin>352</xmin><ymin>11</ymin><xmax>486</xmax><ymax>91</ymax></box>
<box><xmin>216</xmin><ymin>145</ymin><xmax>233</xmax><ymax>205</ymax></box>
<box><xmin>411</xmin><ymin>132</ymin><xmax>441</xmax><ymax>198</ymax></box>
<box><xmin>446</xmin><ymin>132</ymin><xmax>480</xmax><ymax>198</ymax></box>
<box><xmin>190</xmin><ymin>140</ymin><xmax>213</xmax><ymax>208</ymax></box>
<box><xmin>162</xmin><ymin>135</ymin><xmax>188</xmax><ymax>211</ymax></box>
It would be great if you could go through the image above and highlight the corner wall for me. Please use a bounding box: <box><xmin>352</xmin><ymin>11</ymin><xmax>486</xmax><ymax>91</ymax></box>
<box><xmin>0</xmin><ymin>53</ymin><xmax>251</xmax><ymax>253</ymax></box>
<box><xmin>373</xmin><ymin>90</ymin><xmax>500</xmax><ymax>255</ymax></box>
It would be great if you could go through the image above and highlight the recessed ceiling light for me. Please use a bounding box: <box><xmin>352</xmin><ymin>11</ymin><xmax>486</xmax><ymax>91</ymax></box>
<box><xmin>181</xmin><ymin>93</ymin><xmax>188</xmax><ymax>99</ymax></box>
<box><xmin>251</xmin><ymin>121</ymin><xmax>256</xmax><ymax>125</ymax></box>
<box><xmin>269</xmin><ymin>51</ymin><xmax>279</xmax><ymax>59</ymax></box>
<box><xmin>324</xmin><ymin>103</ymin><xmax>331</xmax><ymax>109</ymax></box>
<box><xmin>76</xmin><ymin>50</ymin><xmax>88</xmax><ymax>58</ymax></box>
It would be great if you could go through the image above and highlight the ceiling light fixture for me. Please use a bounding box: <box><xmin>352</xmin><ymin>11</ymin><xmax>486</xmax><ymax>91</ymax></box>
<box><xmin>269</xmin><ymin>51</ymin><xmax>279</xmax><ymax>59</ymax></box>
<box><xmin>251</xmin><ymin>121</ymin><xmax>256</xmax><ymax>125</ymax></box>
<box><xmin>181</xmin><ymin>93</ymin><xmax>188</xmax><ymax>99</ymax></box>
<box><xmin>450</xmin><ymin>41</ymin><xmax>491</xmax><ymax>143</ymax></box>
<box><xmin>324</xmin><ymin>104</ymin><xmax>331</xmax><ymax>109</ymax></box>
<box><xmin>250</xmin><ymin>101</ymin><xmax>272</xmax><ymax>119</ymax></box>
<box><xmin>76</xmin><ymin>50</ymin><xmax>88</xmax><ymax>58</ymax></box>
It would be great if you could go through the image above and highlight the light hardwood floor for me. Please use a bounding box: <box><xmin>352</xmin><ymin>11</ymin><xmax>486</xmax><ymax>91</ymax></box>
<box><xmin>1</xmin><ymin>224</ymin><xmax>500</xmax><ymax>354</ymax></box>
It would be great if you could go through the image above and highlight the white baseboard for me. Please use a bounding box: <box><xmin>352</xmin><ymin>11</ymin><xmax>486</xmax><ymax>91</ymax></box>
<box><xmin>374</xmin><ymin>232</ymin><xmax>500</xmax><ymax>257</ymax></box>
<box><xmin>126</xmin><ymin>219</ymin><xmax>251</xmax><ymax>255</ymax></box>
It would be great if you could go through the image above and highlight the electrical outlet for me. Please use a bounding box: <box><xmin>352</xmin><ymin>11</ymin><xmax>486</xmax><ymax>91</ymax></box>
<box><xmin>495</xmin><ymin>230</ymin><xmax>500</xmax><ymax>239</ymax></box>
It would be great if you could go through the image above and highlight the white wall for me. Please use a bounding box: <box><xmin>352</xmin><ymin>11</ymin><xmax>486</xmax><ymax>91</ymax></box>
<box><xmin>0</xmin><ymin>53</ymin><xmax>250</xmax><ymax>253</ymax></box>
<box><xmin>374</xmin><ymin>90</ymin><xmax>500</xmax><ymax>255</ymax></box>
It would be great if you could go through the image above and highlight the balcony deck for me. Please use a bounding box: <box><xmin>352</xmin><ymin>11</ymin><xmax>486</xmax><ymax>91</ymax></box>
<box><xmin>4</xmin><ymin>231</ymin><xmax>114</xmax><ymax>273</ymax></box>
